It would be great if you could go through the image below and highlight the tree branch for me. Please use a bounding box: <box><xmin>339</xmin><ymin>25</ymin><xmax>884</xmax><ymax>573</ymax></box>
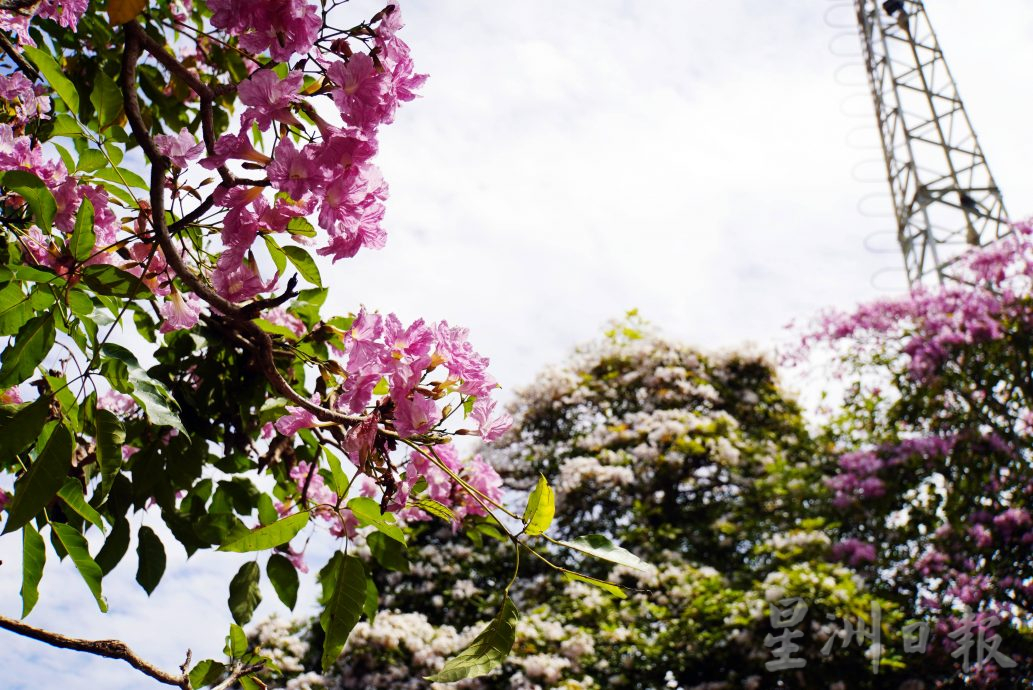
<box><xmin>0</xmin><ymin>32</ymin><xmax>39</xmax><ymax>82</ymax></box>
<box><xmin>120</xmin><ymin>21</ymin><xmax>365</xmax><ymax>429</ymax></box>
<box><xmin>0</xmin><ymin>613</ymin><xmax>191</xmax><ymax>688</ymax></box>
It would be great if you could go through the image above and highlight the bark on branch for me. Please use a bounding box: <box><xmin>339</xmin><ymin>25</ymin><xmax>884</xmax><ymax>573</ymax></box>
<box><xmin>0</xmin><ymin>613</ymin><xmax>191</xmax><ymax>688</ymax></box>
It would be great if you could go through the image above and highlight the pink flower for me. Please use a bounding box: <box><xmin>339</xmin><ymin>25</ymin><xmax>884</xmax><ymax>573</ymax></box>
<box><xmin>0</xmin><ymin>387</ymin><xmax>23</xmax><ymax>404</ymax></box>
<box><xmin>433</xmin><ymin>322</ymin><xmax>496</xmax><ymax>397</ymax></box>
<box><xmin>461</xmin><ymin>456</ymin><xmax>503</xmax><ymax>519</ymax></box>
<box><xmin>831</xmin><ymin>538</ymin><xmax>876</xmax><ymax>567</ymax></box>
<box><xmin>263</xmin><ymin>307</ymin><xmax>306</xmax><ymax>337</ymax></box>
<box><xmin>158</xmin><ymin>290</ymin><xmax>203</xmax><ymax>334</ymax></box>
<box><xmin>238</xmin><ymin>70</ymin><xmax>304</xmax><ymax>130</ymax></box>
<box><xmin>283</xmin><ymin>546</ymin><xmax>309</xmax><ymax>573</ymax></box>
<box><xmin>393</xmin><ymin>392</ymin><xmax>440</xmax><ymax>438</ymax></box>
<box><xmin>97</xmin><ymin>390</ymin><xmax>137</xmax><ymax>416</ymax></box>
<box><xmin>266</xmin><ymin>138</ymin><xmax>321</xmax><ymax>200</ymax></box>
<box><xmin>0</xmin><ymin>72</ymin><xmax>50</xmax><ymax>124</ymax></box>
<box><xmin>274</xmin><ymin>398</ymin><xmax>320</xmax><ymax>436</ymax></box>
<box><xmin>344</xmin><ymin>413</ymin><xmax>379</xmax><ymax>468</ymax></box>
<box><xmin>470</xmin><ymin>397</ymin><xmax>512</xmax><ymax>442</ymax></box>
<box><xmin>209</xmin><ymin>0</ymin><xmax>320</xmax><ymax>61</ymax></box>
<box><xmin>327</xmin><ymin>54</ymin><xmax>395</xmax><ymax>132</ymax></box>
<box><xmin>212</xmin><ymin>258</ymin><xmax>278</xmax><ymax>302</ymax></box>
<box><xmin>201</xmin><ymin>132</ymin><xmax>271</xmax><ymax>169</ymax></box>
<box><xmin>154</xmin><ymin>127</ymin><xmax>205</xmax><ymax>168</ymax></box>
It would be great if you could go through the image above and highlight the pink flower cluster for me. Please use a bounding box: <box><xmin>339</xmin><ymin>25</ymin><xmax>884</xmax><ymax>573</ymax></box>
<box><xmin>1</xmin><ymin>125</ymin><xmax>199</xmax><ymax>332</ymax></box>
<box><xmin>274</xmin><ymin>308</ymin><xmax>511</xmax><ymax>442</ymax></box>
<box><xmin>827</xmin><ymin>436</ymin><xmax>956</xmax><ymax>509</ymax></box>
<box><xmin>0</xmin><ymin>72</ymin><xmax>50</xmax><ymax>125</ymax></box>
<box><xmin>207</xmin><ymin>0</ymin><xmax>321</xmax><ymax>62</ymax></box>
<box><xmin>202</xmin><ymin>6</ymin><xmax>426</xmax><ymax>268</ymax></box>
<box><xmin>0</xmin><ymin>0</ymin><xmax>88</xmax><ymax>45</ymax></box>
<box><xmin>830</xmin><ymin>538</ymin><xmax>876</xmax><ymax>566</ymax></box>
<box><xmin>281</xmin><ymin>445</ymin><xmax>503</xmax><ymax>559</ymax></box>
<box><xmin>795</xmin><ymin>221</ymin><xmax>1033</xmax><ymax>382</ymax></box>
<box><xmin>399</xmin><ymin>444</ymin><xmax>504</xmax><ymax>525</ymax></box>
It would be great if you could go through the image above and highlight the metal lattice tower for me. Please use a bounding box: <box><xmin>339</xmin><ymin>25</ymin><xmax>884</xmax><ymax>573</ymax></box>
<box><xmin>855</xmin><ymin>0</ymin><xmax>1009</xmax><ymax>286</ymax></box>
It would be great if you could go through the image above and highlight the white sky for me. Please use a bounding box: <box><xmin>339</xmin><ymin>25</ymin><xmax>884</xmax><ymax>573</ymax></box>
<box><xmin>3</xmin><ymin>1</ymin><xmax>1032</xmax><ymax>687</ymax></box>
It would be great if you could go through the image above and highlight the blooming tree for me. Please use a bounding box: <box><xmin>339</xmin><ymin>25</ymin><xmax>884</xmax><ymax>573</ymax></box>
<box><xmin>0</xmin><ymin>1</ymin><xmax>638</xmax><ymax>686</ymax></box>
<box><xmin>795</xmin><ymin>225</ymin><xmax>1033</xmax><ymax>687</ymax></box>
<box><xmin>252</xmin><ymin>319</ymin><xmax>925</xmax><ymax>689</ymax></box>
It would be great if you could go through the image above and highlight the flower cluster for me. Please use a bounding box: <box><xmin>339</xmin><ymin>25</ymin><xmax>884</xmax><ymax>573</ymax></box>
<box><xmin>0</xmin><ymin>0</ymin><xmax>88</xmax><ymax>45</ymax></box>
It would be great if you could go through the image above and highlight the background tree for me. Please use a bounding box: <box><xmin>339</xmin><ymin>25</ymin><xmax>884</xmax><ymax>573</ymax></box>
<box><xmin>256</xmin><ymin>316</ymin><xmax>923</xmax><ymax>690</ymax></box>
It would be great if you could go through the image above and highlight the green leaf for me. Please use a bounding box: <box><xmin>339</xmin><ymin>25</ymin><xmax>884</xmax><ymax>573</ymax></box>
<box><xmin>68</xmin><ymin>197</ymin><xmax>96</xmax><ymax>261</ymax></box>
<box><xmin>89</xmin><ymin>166</ymin><xmax>147</xmax><ymax>190</ymax></box>
<box><xmin>50</xmin><ymin>114</ymin><xmax>82</xmax><ymax>137</ymax></box>
<box><xmin>189</xmin><ymin>660</ymin><xmax>226</xmax><ymax>689</ymax></box>
<box><xmin>371</xmin><ymin>377</ymin><xmax>389</xmax><ymax>396</ymax></box>
<box><xmin>80</xmin><ymin>265</ymin><xmax>144</xmax><ymax>298</ymax></box>
<box><xmin>23</xmin><ymin>46</ymin><xmax>79</xmax><ymax>114</ymax></box>
<box><xmin>100</xmin><ymin>344</ymin><xmax>184</xmax><ymax>431</ymax></box>
<box><xmin>425</xmin><ymin>596</ymin><xmax>519</xmax><ymax>682</ymax></box>
<box><xmin>287</xmin><ymin>216</ymin><xmax>317</xmax><ymax>237</ymax></box>
<box><xmin>228</xmin><ymin>561</ymin><xmax>262</xmax><ymax>625</ymax></box>
<box><xmin>90</xmin><ymin>70</ymin><xmax>123</xmax><ymax>131</ymax></box>
<box><xmin>3</xmin><ymin>422</ymin><xmax>72</xmax><ymax>534</ymax></box>
<box><xmin>93</xmin><ymin>408</ymin><xmax>125</xmax><ymax>495</ymax></box>
<box><xmin>0</xmin><ymin>395</ymin><xmax>51</xmax><ymax>463</ymax></box>
<box><xmin>218</xmin><ymin>511</ymin><xmax>309</xmax><ymax>553</ymax></box>
<box><xmin>363</xmin><ymin>577</ymin><xmax>378</xmax><ymax>624</ymax></box>
<box><xmin>347</xmin><ymin>497</ymin><xmax>406</xmax><ymax>544</ymax></box>
<box><xmin>57</xmin><ymin>478</ymin><xmax>105</xmax><ymax>533</ymax></box>
<box><xmin>319</xmin><ymin>554</ymin><xmax>367</xmax><ymax>672</ymax></box>
<box><xmin>522</xmin><ymin>474</ymin><xmax>555</xmax><ymax>536</ymax></box>
<box><xmin>281</xmin><ymin>246</ymin><xmax>322</xmax><ymax>287</ymax></box>
<box><xmin>0</xmin><ymin>282</ymin><xmax>32</xmax><ymax>335</ymax></box>
<box><xmin>227</xmin><ymin>623</ymin><xmax>248</xmax><ymax>658</ymax></box>
<box><xmin>76</xmin><ymin>149</ymin><xmax>109</xmax><ymax>173</ymax></box>
<box><xmin>0</xmin><ymin>170</ymin><xmax>57</xmax><ymax>232</ymax></box>
<box><xmin>564</xmin><ymin>572</ymin><xmax>628</xmax><ymax>599</ymax></box>
<box><xmin>51</xmin><ymin>522</ymin><xmax>108</xmax><ymax>612</ymax></box>
<box><xmin>95</xmin><ymin>516</ymin><xmax>130</xmax><ymax>575</ymax></box>
<box><xmin>0</xmin><ymin>313</ymin><xmax>55</xmax><ymax>388</ymax></box>
<box><xmin>21</xmin><ymin>524</ymin><xmax>46</xmax><ymax>618</ymax></box>
<box><xmin>135</xmin><ymin>525</ymin><xmax>166</xmax><ymax>595</ymax></box>
<box><xmin>557</xmin><ymin>534</ymin><xmax>650</xmax><ymax>572</ymax></box>
<box><xmin>323</xmin><ymin>448</ymin><xmax>349</xmax><ymax>497</ymax></box>
<box><xmin>67</xmin><ymin>290</ymin><xmax>93</xmax><ymax>316</ymax></box>
<box><xmin>266</xmin><ymin>553</ymin><xmax>299</xmax><ymax>610</ymax></box>
<box><xmin>261</xmin><ymin>234</ymin><xmax>287</xmax><ymax>275</ymax></box>
<box><xmin>367</xmin><ymin>531</ymin><xmax>409</xmax><ymax>572</ymax></box>
<box><xmin>256</xmin><ymin>494</ymin><xmax>278</xmax><ymax>526</ymax></box>
<box><xmin>413</xmin><ymin>498</ymin><xmax>456</xmax><ymax>524</ymax></box>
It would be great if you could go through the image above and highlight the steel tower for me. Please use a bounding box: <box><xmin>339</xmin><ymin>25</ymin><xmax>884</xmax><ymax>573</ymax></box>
<box><xmin>855</xmin><ymin>0</ymin><xmax>1009</xmax><ymax>286</ymax></box>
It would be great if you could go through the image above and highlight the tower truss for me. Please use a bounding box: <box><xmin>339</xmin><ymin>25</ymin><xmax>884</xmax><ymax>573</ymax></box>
<box><xmin>855</xmin><ymin>0</ymin><xmax>1009</xmax><ymax>285</ymax></box>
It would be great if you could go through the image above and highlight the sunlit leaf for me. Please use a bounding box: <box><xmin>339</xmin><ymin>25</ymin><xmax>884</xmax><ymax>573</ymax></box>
<box><xmin>424</xmin><ymin>596</ymin><xmax>518</xmax><ymax>682</ymax></box>
<box><xmin>218</xmin><ymin>512</ymin><xmax>309</xmax><ymax>552</ymax></box>
<box><xmin>21</xmin><ymin>524</ymin><xmax>46</xmax><ymax>618</ymax></box>
<box><xmin>51</xmin><ymin>522</ymin><xmax>108</xmax><ymax>612</ymax></box>
<box><xmin>319</xmin><ymin>554</ymin><xmax>367</xmax><ymax>671</ymax></box>
<box><xmin>3</xmin><ymin>422</ymin><xmax>72</xmax><ymax>534</ymax></box>
<box><xmin>522</xmin><ymin>474</ymin><xmax>554</xmax><ymax>536</ymax></box>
